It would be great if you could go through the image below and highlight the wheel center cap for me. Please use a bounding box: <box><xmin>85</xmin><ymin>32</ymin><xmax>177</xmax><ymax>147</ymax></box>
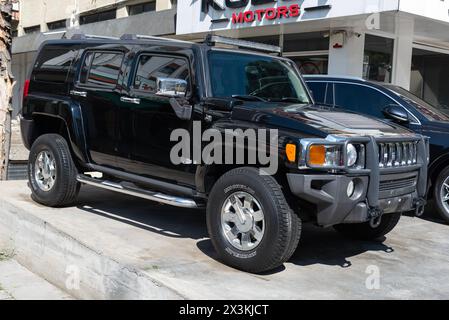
<box><xmin>236</xmin><ymin>213</ymin><xmax>253</xmax><ymax>233</ymax></box>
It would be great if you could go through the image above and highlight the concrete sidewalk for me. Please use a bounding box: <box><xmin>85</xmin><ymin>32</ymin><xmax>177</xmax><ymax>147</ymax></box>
<box><xmin>0</xmin><ymin>258</ymin><xmax>73</xmax><ymax>300</ymax></box>
<box><xmin>0</xmin><ymin>180</ymin><xmax>448</xmax><ymax>299</ymax></box>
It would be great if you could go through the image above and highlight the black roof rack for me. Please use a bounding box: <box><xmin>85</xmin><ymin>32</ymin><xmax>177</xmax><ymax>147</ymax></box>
<box><xmin>120</xmin><ymin>34</ymin><xmax>194</xmax><ymax>44</ymax></box>
<box><xmin>71</xmin><ymin>34</ymin><xmax>120</xmax><ymax>40</ymax></box>
<box><xmin>205</xmin><ymin>35</ymin><xmax>282</xmax><ymax>55</ymax></box>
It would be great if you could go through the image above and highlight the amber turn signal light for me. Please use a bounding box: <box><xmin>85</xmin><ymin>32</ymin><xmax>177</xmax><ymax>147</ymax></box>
<box><xmin>309</xmin><ymin>145</ymin><xmax>326</xmax><ymax>166</ymax></box>
<box><xmin>286</xmin><ymin>143</ymin><xmax>297</xmax><ymax>162</ymax></box>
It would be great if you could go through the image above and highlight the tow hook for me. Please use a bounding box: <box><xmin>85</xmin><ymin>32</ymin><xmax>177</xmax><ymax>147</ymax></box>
<box><xmin>370</xmin><ymin>216</ymin><xmax>382</xmax><ymax>228</ymax></box>
<box><xmin>368</xmin><ymin>206</ymin><xmax>383</xmax><ymax>228</ymax></box>
<box><xmin>414</xmin><ymin>198</ymin><xmax>427</xmax><ymax>217</ymax></box>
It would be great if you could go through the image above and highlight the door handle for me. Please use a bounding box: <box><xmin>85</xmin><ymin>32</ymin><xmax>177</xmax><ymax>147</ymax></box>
<box><xmin>120</xmin><ymin>97</ymin><xmax>141</xmax><ymax>105</ymax></box>
<box><xmin>70</xmin><ymin>90</ymin><xmax>87</xmax><ymax>98</ymax></box>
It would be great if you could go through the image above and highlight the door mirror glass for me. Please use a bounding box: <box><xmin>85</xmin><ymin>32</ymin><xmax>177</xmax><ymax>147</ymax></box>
<box><xmin>383</xmin><ymin>104</ymin><xmax>410</xmax><ymax>123</ymax></box>
<box><xmin>156</xmin><ymin>77</ymin><xmax>188</xmax><ymax>98</ymax></box>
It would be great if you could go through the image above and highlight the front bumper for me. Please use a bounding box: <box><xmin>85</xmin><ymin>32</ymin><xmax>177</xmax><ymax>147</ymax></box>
<box><xmin>287</xmin><ymin>136</ymin><xmax>428</xmax><ymax>227</ymax></box>
<box><xmin>287</xmin><ymin>173</ymin><xmax>424</xmax><ymax>227</ymax></box>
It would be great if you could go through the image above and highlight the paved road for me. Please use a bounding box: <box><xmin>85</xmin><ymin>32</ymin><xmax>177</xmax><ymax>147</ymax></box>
<box><xmin>0</xmin><ymin>181</ymin><xmax>449</xmax><ymax>299</ymax></box>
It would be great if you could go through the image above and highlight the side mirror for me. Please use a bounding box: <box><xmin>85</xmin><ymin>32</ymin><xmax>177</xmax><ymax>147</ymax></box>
<box><xmin>383</xmin><ymin>105</ymin><xmax>410</xmax><ymax>123</ymax></box>
<box><xmin>156</xmin><ymin>77</ymin><xmax>188</xmax><ymax>98</ymax></box>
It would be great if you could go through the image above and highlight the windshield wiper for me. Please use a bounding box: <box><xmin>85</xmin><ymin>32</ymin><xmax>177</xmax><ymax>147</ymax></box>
<box><xmin>232</xmin><ymin>95</ymin><xmax>267</xmax><ymax>102</ymax></box>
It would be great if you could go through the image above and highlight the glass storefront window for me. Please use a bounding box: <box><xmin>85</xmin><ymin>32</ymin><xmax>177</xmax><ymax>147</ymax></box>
<box><xmin>363</xmin><ymin>34</ymin><xmax>394</xmax><ymax>83</ymax></box>
<box><xmin>410</xmin><ymin>48</ymin><xmax>449</xmax><ymax>112</ymax></box>
<box><xmin>290</xmin><ymin>56</ymin><xmax>328</xmax><ymax>75</ymax></box>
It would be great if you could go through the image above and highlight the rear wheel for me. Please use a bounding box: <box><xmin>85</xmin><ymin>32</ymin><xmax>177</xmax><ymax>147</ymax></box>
<box><xmin>207</xmin><ymin>167</ymin><xmax>301</xmax><ymax>273</ymax></box>
<box><xmin>433</xmin><ymin>166</ymin><xmax>449</xmax><ymax>223</ymax></box>
<box><xmin>28</xmin><ymin>134</ymin><xmax>80</xmax><ymax>207</ymax></box>
<box><xmin>333</xmin><ymin>213</ymin><xmax>401</xmax><ymax>240</ymax></box>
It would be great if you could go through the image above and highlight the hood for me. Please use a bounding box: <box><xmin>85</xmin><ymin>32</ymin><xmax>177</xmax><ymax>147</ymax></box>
<box><xmin>230</xmin><ymin>102</ymin><xmax>416</xmax><ymax>138</ymax></box>
<box><xmin>421</xmin><ymin>119</ymin><xmax>449</xmax><ymax>133</ymax></box>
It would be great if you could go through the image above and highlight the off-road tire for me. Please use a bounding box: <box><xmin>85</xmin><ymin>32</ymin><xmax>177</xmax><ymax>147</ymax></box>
<box><xmin>333</xmin><ymin>213</ymin><xmax>401</xmax><ymax>240</ymax></box>
<box><xmin>207</xmin><ymin>167</ymin><xmax>301</xmax><ymax>273</ymax></box>
<box><xmin>433</xmin><ymin>165</ymin><xmax>449</xmax><ymax>223</ymax></box>
<box><xmin>28</xmin><ymin>134</ymin><xmax>80</xmax><ymax>207</ymax></box>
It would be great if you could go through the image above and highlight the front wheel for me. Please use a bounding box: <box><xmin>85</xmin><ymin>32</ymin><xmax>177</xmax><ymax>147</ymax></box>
<box><xmin>207</xmin><ymin>167</ymin><xmax>301</xmax><ymax>273</ymax></box>
<box><xmin>433</xmin><ymin>166</ymin><xmax>449</xmax><ymax>223</ymax></box>
<box><xmin>28</xmin><ymin>134</ymin><xmax>80</xmax><ymax>207</ymax></box>
<box><xmin>333</xmin><ymin>213</ymin><xmax>401</xmax><ymax>240</ymax></box>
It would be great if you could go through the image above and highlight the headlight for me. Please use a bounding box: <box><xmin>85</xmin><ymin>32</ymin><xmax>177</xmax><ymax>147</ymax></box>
<box><xmin>346</xmin><ymin>144</ymin><xmax>358</xmax><ymax>167</ymax></box>
<box><xmin>304</xmin><ymin>143</ymin><xmax>365</xmax><ymax>169</ymax></box>
<box><xmin>308</xmin><ymin>144</ymin><xmax>343</xmax><ymax>167</ymax></box>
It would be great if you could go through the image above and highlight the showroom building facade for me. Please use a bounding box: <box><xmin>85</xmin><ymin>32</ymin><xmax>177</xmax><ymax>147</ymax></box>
<box><xmin>176</xmin><ymin>0</ymin><xmax>449</xmax><ymax>110</ymax></box>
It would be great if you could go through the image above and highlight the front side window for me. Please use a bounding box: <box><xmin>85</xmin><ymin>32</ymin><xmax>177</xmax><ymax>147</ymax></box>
<box><xmin>307</xmin><ymin>82</ymin><xmax>327</xmax><ymax>104</ymax></box>
<box><xmin>79</xmin><ymin>51</ymin><xmax>124</xmax><ymax>88</ymax></box>
<box><xmin>133</xmin><ymin>55</ymin><xmax>190</xmax><ymax>94</ymax></box>
<box><xmin>208</xmin><ymin>50</ymin><xmax>311</xmax><ymax>104</ymax></box>
<box><xmin>334</xmin><ymin>83</ymin><xmax>393</xmax><ymax>118</ymax></box>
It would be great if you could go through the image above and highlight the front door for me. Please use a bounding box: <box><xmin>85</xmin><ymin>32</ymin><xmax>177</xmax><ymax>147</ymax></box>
<box><xmin>116</xmin><ymin>52</ymin><xmax>196</xmax><ymax>187</ymax></box>
<box><xmin>72</xmin><ymin>49</ymin><xmax>126</xmax><ymax>167</ymax></box>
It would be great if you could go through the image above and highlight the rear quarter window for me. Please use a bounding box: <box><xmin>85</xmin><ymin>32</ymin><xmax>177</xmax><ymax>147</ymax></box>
<box><xmin>32</xmin><ymin>44</ymin><xmax>78</xmax><ymax>83</ymax></box>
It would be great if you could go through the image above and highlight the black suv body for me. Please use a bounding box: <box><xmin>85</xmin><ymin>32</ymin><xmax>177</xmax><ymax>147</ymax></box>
<box><xmin>21</xmin><ymin>35</ymin><xmax>428</xmax><ymax>273</ymax></box>
<box><xmin>305</xmin><ymin>75</ymin><xmax>449</xmax><ymax>223</ymax></box>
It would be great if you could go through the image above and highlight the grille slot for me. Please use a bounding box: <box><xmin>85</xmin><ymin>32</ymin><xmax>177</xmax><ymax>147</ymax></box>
<box><xmin>379</xmin><ymin>177</ymin><xmax>417</xmax><ymax>192</ymax></box>
<box><xmin>378</xmin><ymin>142</ymin><xmax>418</xmax><ymax>168</ymax></box>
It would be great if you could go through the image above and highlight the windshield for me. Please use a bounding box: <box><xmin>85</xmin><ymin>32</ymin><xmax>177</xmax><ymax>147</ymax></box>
<box><xmin>385</xmin><ymin>85</ymin><xmax>449</xmax><ymax>122</ymax></box>
<box><xmin>208</xmin><ymin>50</ymin><xmax>311</xmax><ymax>104</ymax></box>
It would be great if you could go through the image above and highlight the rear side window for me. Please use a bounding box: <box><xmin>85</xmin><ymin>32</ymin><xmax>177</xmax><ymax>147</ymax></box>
<box><xmin>79</xmin><ymin>51</ymin><xmax>124</xmax><ymax>88</ymax></box>
<box><xmin>307</xmin><ymin>82</ymin><xmax>327</xmax><ymax>104</ymax></box>
<box><xmin>33</xmin><ymin>45</ymin><xmax>78</xmax><ymax>83</ymax></box>
<box><xmin>132</xmin><ymin>55</ymin><xmax>190</xmax><ymax>94</ymax></box>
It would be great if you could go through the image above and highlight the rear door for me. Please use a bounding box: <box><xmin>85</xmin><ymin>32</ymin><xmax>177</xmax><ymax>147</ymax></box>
<box><xmin>71</xmin><ymin>48</ymin><xmax>126</xmax><ymax>167</ymax></box>
<box><xmin>116</xmin><ymin>50</ymin><xmax>197</xmax><ymax>186</ymax></box>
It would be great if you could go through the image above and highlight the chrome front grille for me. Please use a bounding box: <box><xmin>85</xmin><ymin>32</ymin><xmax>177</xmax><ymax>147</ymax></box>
<box><xmin>378</xmin><ymin>142</ymin><xmax>418</xmax><ymax>168</ymax></box>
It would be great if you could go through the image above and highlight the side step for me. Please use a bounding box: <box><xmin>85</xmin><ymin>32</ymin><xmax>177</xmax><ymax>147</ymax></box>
<box><xmin>76</xmin><ymin>174</ymin><xmax>200</xmax><ymax>209</ymax></box>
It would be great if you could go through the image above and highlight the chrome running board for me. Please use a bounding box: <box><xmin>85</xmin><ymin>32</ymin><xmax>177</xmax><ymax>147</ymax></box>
<box><xmin>76</xmin><ymin>174</ymin><xmax>199</xmax><ymax>208</ymax></box>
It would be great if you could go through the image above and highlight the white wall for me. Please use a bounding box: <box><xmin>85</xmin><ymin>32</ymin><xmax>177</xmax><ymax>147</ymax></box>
<box><xmin>18</xmin><ymin>0</ymin><xmax>170</xmax><ymax>35</ymax></box>
<box><xmin>400</xmin><ymin>0</ymin><xmax>449</xmax><ymax>24</ymax></box>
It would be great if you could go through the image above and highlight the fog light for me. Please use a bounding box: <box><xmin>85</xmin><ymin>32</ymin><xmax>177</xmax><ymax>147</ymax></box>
<box><xmin>347</xmin><ymin>180</ymin><xmax>355</xmax><ymax>198</ymax></box>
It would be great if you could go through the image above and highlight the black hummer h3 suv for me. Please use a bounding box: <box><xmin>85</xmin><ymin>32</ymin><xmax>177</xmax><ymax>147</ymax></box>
<box><xmin>21</xmin><ymin>34</ymin><xmax>429</xmax><ymax>273</ymax></box>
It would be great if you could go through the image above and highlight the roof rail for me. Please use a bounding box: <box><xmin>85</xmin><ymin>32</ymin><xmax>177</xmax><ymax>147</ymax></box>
<box><xmin>205</xmin><ymin>35</ymin><xmax>282</xmax><ymax>55</ymax></box>
<box><xmin>120</xmin><ymin>34</ymin><xmax>193</xmax><ymax>44</ymax></box>
<box><xmin>71</xmin><ymin>34</ymin><xmax>120</xmax><ymax>40</ymax></box>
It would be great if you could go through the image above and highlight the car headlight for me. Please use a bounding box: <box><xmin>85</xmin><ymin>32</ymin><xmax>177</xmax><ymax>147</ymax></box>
<box><xmin>308</xmin><ymin>144</ymin><xmax>343</xmax><ymax>167</ymax></box>
<box><xmin>304</xmin><ymin>143</ymin><xmax>365</xmax><ymax>169</ymax></box>
<box><xmin>347</xmin><ymin>144</ymin><xmax>358</xmax><ymax>167</ymax></box>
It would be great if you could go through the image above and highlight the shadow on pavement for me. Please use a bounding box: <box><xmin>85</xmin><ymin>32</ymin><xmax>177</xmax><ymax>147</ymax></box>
<box><xmin>75</xmin><ymin>186</ymin><xmax>395</xmax><ymax>274</ymax></box>
<box><xmin>76</xmin><ymin>185</ymin><xmax>208</xmax><ymax>240</ymax></box>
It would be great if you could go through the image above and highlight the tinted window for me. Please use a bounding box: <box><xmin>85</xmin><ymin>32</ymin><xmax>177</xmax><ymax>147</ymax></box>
<box><xmin>80</xmin><ymin>52</ymin><xmax>124</xmax><ymax>88</ymax></box>
<box><xmin>386</xmin><ymin>85</ymin><xmax>449</xmax><ymax>122</ymax></box>
<box><xmin>334</xmin><ymin>83</ymin><xmax>394</xmax><ymax>118</ymax></box>
<box><xmin>33</xmin><ymin>46</ymin><xmax>78</xmax><ymax>83</ymax></box>
<box><xmin>80</xmin><ymin>9</ymin><xmax>116</xmax><ymax>25</ymax></box>
<box><xmin>133</xmin><ymin>55</ymin><xmax>190</xmax><ymax>94</ymax></box>
<box><xmin>307</xmin><ymin>82</ymin><xmax>327</xmax><ymax>104</ymax></box>
<box><xmin>208</xmin><ymin>51</ymin><xmax>311</xmax><ymax>104</ymax></box>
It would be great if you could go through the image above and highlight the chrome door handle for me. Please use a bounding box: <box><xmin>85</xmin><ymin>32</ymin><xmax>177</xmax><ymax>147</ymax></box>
<box><xmin>70</xmin><ymin>90</ymin><xmax>87</xmax><ymax>97</ymax></box>
<box><xmin>120</xmin><ymin>97</ymin><xmax>141</xmax><ymax>104</ymax></box>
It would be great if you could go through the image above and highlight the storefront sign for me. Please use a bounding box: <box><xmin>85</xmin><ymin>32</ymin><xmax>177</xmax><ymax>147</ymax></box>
<box><xmin>201</xmin><ymin>0</ymin><xmax>300</xmax><ymax>25</ymax></box>
<box><xmin>177</xmin><ymin>0</ymin><xmax>303</xmax><ymax>35</ymax></box>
